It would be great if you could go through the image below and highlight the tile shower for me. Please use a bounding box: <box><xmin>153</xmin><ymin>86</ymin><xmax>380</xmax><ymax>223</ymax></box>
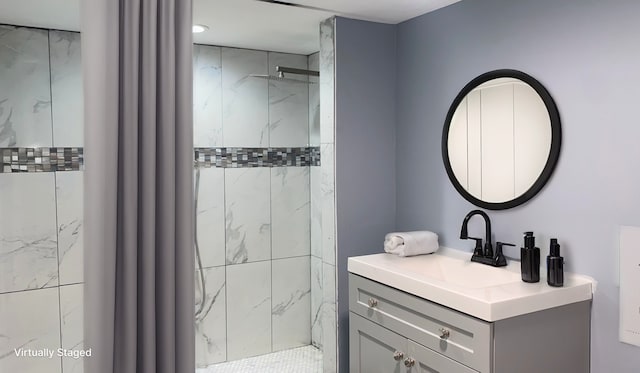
<box><xmin>1</xmin><ymin>20</ymin><xmax>338</xmax><ymax>373</ymax></box>
<box><xmin>192</xmin><ymin>44</ymin><xmax>329</xmax><ymax>369</ymax></box>
<box><xmin>0</xmin><ymin>25</ymin><xmax>84</xmax><ymax>373</ymax></box>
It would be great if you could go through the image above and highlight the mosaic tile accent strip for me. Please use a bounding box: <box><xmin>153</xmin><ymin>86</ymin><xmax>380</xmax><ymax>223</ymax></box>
<box><xmin>1</xmin><ymin>147</ymin><xmax>84</xmax><ymax>173</ymax></box>
<box><xmin>195</xmin><ymin>146</ymin><xmax>320</xmax><ymax>168</ymax></box>
<box><xmin>1</xmin><ymin>146</ymin><xmax>319</xmax><ymax>172</ymax></box>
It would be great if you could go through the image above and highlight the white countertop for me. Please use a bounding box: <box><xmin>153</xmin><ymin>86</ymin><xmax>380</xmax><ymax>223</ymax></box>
<box><xmin>347</xmin><ymin>247</ymin><xmax>595</xmax><ymax>322</ymax></box>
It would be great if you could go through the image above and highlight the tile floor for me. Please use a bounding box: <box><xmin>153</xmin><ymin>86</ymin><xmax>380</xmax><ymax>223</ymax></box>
<box><xmin>197</xmin><ymin>345</ymin><xmax>322</xmax><ymax>373</ymax></box>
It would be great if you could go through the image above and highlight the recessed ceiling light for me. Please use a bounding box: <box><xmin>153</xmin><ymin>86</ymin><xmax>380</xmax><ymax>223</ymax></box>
<box><xmin>192</xmin><ymin>24</ymin><xmax>209</xmax><ymax>33</ymax></box>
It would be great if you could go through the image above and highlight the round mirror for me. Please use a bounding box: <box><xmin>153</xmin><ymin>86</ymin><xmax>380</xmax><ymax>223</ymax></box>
<box><xmin>442</xmin><ymin>70</ymin><xmax>561</xmax><ymax>210</ymax></box>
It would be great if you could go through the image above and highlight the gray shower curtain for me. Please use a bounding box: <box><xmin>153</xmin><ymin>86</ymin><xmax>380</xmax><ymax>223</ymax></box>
<box><xmin>81</xmin><ymin>1</ymin><xmax>195</xmax><ymax>372</ymax></box>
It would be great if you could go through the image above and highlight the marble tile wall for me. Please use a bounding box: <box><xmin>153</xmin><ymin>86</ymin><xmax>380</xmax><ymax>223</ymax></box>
<box><xmin>268</xmin><ymin>53</ymin><xmax>309</xmax><ymax>147</ymax></box>
<box><xmin>0</xmin><ymin>26</ymin><xmax>84</xmax><ymax>373</ymax></box>
<box><xmin>319</xmin><ymin>17</ymin><xmax>337</xmax><ymax>373</ymax></box>
<box><xmin>308</xmin><ymin>52</ymin><xmax>320</xmax><ymax>146</ymax></box>
<box><xmin>221</xmin><ymin>48</ymin><xmax>269</xmax><ymax>147</ymax></box>
<box><xmin>0</xmin><ymin>288</ymin><xmax>62</xmax><ymax>373</ymax></box>
<box><xmin>272</xmin><ymin>256</ymin><xmax>311</xmax><ymax>351</ymax></box>
<box><xmin>195</xmin><ymin>266</ymin><xmax>226</xmax><ymax>367</ymax></box>
<box><xmin>1</xmin><ymin>25</ymin><xmax>329</xmax><ymax>372</ymax></box>
<box><xmin>308</xmin><ymin>51</ymin><xmax>324</xmax><ymax>351</ymax></box>
<box><xmin>50</xmin><ymin>31</ymin><xmax>83</xmax><ymax>147</ymax></box>
<box><xmin>193</xmin><ymin>45</ymin><xmax>222</xmax><ymax>147</ymax></box>
<box><xmin>60</xmin><ymin>284</ymin><xmax>84</xmax><ymax>373</ymax></box>
<box><xmin>194</xmin><ymin>45</ymin><xmax>316</xmax><ymax>368</ymax></box>
<box><xmin>224</xmin><ymin>168</ymin><xmax>271</xmax><ymax>264</ymax></box>
<box><xmin>226</xmin><ymin>261</ymin><xmax>272</xmax><ymax>360</ymax></box>
<box><xmin>0</xmin><ymin>173</ymin><xmax>58</xmax><ymax>293</ymax></box>
<box><xmin>0</xmin><ymin>25</ymin><xmax>52</xmax><ymax>147</ymax></box>
<box><xmin>310</xmin><ymin>256</ymin><xmax>323</xmax><ymax>348</ymax></box>
<box><xmin>271</xmin><ymin>167</ymin><xmax>310</xmax><ymax>259</ymax></box>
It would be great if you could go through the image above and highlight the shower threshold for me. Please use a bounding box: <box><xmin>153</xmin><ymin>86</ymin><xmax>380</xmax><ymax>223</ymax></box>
<box><xmin>197</xmin><ymin>345</ymin><xmax>322</xmax><ymax>373</ymax></box>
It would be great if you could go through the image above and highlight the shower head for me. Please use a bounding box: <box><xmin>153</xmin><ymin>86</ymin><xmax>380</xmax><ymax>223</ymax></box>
<box><xmin>249</xmin><ymin>74</ymin><xmax>316</xmax><ymax>84</ymax></box>
<box><xmin>249</xmin><ymin>65</ymin><xmax>319</xmax><ymax>85</ymax></box>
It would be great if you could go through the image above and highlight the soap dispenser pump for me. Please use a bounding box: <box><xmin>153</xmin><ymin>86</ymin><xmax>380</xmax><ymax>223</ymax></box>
<box><xmin>547</xmin><ymin>239</ymin><xmax>564</xmax><ymax>287</ymax></box>
<box><xmin>521</xmin><ymin>232</ymin><xmax>540</xmax><ymax>283</ymax></box>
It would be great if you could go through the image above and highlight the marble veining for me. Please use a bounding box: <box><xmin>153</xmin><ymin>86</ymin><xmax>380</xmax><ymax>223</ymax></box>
<box><xmin>0</xmin><ymin>25</ymin><xmax>52</xmax><ymax>147</ymax></box>
<box><xmin>319</xmin><ymin>18</ymin><xmax>336</xmax><ymax>145</ymax></box>
<box><xmin>56</xmin><ymin>171</ymin><xmax>83</xmax><ymax>285</ymax></box>
<box><xmin>60</xmin><ymin>284</ymin><xmax>83</xmax><ymax>373</ymax></box>
<box><xmin>271</xmin><ymin>167</ymin><xmax>310</xmax><ymax>259</ymax></box>
<box><xmin>320</xmin><ymin>143</ymin><xmax>336</xmax><ymax>265</ymax></box>
<box><xmin>272</xmin><ymin>288</ymin><xmax>310</xmax><ymax>316</ymax></box>
<box><xmin>196</xmin><ymin>266</ymin><xmax>226</xmax><ymax>367</ymax></box>
<box><xmin>195</xmin><ymin>167</ymin><xmax>226</xmax><ymax>269</ymax></box>
<box><xmin>310</xmin><ymin>165</ymin><xmax>322</xmax><ymax>259</ymax></box>
<box><xmin>222</xmin><ymin>48</ymin><xmax>269</xmax><ymax>147</ymax></box>
<box><xmin>226</xmin><ymin>261</ymin><xmax>272</xmax><ymax>361</ymax></box>
<box><xmin>272</xmin><ymin>257</ymin><xmax>311</xmax><ymax>351</ymax></box>
<box><xmin>321</xmin><ymin>263</ymin><xmax>337</xmax><ymax>372</ymax></box>
<box><xmin>0</xmin><ymin>287</ymin><xmax>62</xmax><ymax>373</ymax></box>
<box><xmin>225</xmin><ymin>168</ymin><xmax>270</xmax><ymax>264</ymax></box>
<box><xmin>0</xmin><ymin>173</ymin><xmax>58</xmax><ymax>294</ymax></box>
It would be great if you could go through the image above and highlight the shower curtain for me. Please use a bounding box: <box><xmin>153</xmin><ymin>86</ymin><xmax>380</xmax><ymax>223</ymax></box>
<box><xmin>81</xmin><ymin>1</ymin><xmax>195</xmax><ymax>372</ymax></box>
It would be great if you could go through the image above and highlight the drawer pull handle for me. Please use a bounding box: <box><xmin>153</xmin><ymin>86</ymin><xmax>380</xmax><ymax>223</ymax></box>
<box><xmin>439</xmin><ymin>328</ymin><xmax>451</xmax><ymax>339</ymax></box>
<box><xmin>393</xmin><ymin>351</ymin><xmax>404</xmax><ymax>361</ymax></box>
<box><xmin>404</xmin><ymin>357</ymin><xmax>416</xmax><ymax>367</ymax></box>
<box><xmin>368</xmin><ymin>298</ymin><xmax>378</xmax><ymax>308</ymax></box>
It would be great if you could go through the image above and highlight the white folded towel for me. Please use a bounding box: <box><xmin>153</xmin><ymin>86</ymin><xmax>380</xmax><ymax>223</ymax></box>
<box><xmin>384</xmin><ymin>231</ymin><xmax>439</xmax><ymax>257</ymax></box>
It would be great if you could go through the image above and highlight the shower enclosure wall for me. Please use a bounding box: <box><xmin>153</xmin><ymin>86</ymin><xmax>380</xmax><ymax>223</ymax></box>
<box><xmin>192</xmin><ymin>44</ymin><xmax>331</xmax><ymax>369</ymax></box>
<box><xmin>0</xmin><ymin>25</ymin><xmax>84</xmax><ymax>373</ymax></box>
<box><xmin>0</xmin><ymin>21</ymin><xmax>338</xmax><ymax>373</ymax></box>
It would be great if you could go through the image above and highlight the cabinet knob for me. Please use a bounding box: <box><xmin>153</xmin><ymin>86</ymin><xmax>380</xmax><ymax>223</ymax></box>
<box><xmin>439</xmin><ymin>328</ymin><xmax>450</xmax><ymax>339</ymax></box>
<box><xmin>404</xmin><ymin>357</ymin><xmax>416</xmax><ymax>367</ymax></box>
<box><xmin>368</xmin><ymin>298</ymin><xmax>378</xmax><ymax>308</ymax></box>
<box><xmin>393</xmin><ymin>351</ymin><xmax>404</xmax><ymax>361</ymax></box>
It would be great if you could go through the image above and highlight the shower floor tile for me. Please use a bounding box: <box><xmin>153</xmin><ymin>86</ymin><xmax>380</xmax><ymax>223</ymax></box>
<box><xmin>197</xmin><ymin>345</ymin><xmax>322</xmax><ymax>373</ymax></box>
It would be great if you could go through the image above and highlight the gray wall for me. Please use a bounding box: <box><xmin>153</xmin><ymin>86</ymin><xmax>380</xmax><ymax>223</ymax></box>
<box><xmin>334</xmin><ymin>17</ymin><xmax>397</xmax><ymax>371</ymax></box>
<box><xmin>395</xmin><ymin>0</ymin><xmax>640</xmax><ymax>371</ymax></box>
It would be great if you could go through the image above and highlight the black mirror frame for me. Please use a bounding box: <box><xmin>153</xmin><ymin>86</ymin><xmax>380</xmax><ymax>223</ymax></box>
<box><xmin>442</xmin><ymin>69</ymin><xmax>562</xmax><ymax>210</ymax></box>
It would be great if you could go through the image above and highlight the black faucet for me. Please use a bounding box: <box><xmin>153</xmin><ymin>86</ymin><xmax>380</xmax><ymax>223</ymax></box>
<box><xmin>460</xmin><ymin>210</ymin><xmax>510</xmax><ymax>267</ymax></box>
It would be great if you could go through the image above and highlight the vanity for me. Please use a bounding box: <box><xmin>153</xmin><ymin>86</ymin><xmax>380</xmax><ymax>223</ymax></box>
<box><xmin>347</xmin><ymin>249</ymin><xmax>594</xmax><ymax>373</ymax></box>
<box><xmin>348</xmin><ymin>69</ymin><xmax>594</xmax><ymax>372</ymax></box>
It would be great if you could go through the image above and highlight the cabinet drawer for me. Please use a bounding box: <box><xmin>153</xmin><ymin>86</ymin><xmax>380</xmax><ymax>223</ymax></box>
<box><xmin>349</xmin><ymin>274</ymin><xmax>492</xmax><ymax>372</ymax></box>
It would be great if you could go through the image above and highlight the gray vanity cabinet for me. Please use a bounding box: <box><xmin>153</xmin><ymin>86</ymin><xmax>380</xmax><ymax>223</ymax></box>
<box><xmin>349</xmin><ymin>273</ymin><xmax>591</xmax><ymax>373</ymax></box>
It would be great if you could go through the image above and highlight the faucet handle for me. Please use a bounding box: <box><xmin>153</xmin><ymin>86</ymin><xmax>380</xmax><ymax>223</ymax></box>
<box><xmin>496</xmin><ymin>242</ymin><xmax>515</xmax><ymax>251</ymax></box>
<box><xmin>493</xmin><ymin>242</ymin><xmax>514</xmax><ymax>267</ymax></box>
<box><xmin>467</xmin><ymin>237</ymin><xmax>484</xmax><ymax>257</ymax></box>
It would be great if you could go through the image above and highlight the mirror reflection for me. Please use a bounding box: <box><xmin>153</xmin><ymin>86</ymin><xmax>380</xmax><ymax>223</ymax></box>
<box><xmin>443</xmin><ymin>70</ymin><xmax>561</xmax><ymax>209</ymax></box>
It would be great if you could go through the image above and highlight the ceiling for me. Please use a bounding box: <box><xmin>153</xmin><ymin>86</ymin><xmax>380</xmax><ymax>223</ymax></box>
<box><xmin>0</xmin><ymin>0</ymin><xmax>461</xmax><ymax>55</ymax></box>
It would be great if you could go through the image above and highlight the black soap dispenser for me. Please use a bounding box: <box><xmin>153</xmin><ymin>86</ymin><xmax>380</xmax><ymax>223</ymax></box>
<box><xmin>547</xmin><ymin>239</ymin><xmax>564</xmax><ymax>287</ymax></box>
<box><xmin>521</xmin><ymin>232</ymin><xmax>540</xmax><ymax>283</ymax></box>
